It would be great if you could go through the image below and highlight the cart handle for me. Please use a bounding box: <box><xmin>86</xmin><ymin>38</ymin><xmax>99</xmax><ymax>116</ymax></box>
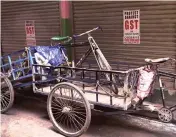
<box><xmin>73</xmin><ymin>26</ymin><xmax>103</xmax><ymax>38</ymax></box>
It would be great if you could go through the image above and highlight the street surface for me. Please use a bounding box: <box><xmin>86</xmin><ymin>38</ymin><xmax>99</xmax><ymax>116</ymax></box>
<box><xmin>1</xmin><ymin>93</ymin><xmax>176</xmax><ymax>137</ymax></box>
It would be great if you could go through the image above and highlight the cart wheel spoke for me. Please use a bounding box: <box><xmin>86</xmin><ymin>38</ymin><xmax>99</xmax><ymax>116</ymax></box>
<box><xmin>2</xmin><ymin>93</ymin><xmax>9</xmax><ymax>107</ymax></box>
<box><xmin>71</xmin><ymin>111</ymin><xmax>86</xmax><ymax>118</ymax></box>
<box><xmin>52</xmin><ymin>110</ymin><xmax>62</xmax><ymax>115</ymax></box>
<box><xmin>55</xmin><ymin>112</ymin><xmax>64</xmax><ymax>121</ymax></box>
<box><xmin>71</xmin><ymin>113</ymin><xmax>86</xmax><ymax>125</ymax></box>
<box><xmin>72</xmin><ymin>106</ymin><xmax>86</xmax><ymax>111</ymax></box>
<box><xmin>3</xmin><ymin>95</ymin><xmax>10</xmax><ymax>102</ymax></box>
<box><xmin>1</xmin><ymin>98</ymin><xmax>7</xmax><ymax>109</ymax></box>
<box><xmin>70</xmin><ymin>113</ymin><xmax>83</xmax><ymax>129</ymax></box>
<box><xmin>51</xmin><ymin>106</ymin><xmax>62</xmax><ymax>111</ymax></box>
<box><xmin>2</xmin><ymin>97</ymin><xmax>8</xmax><ymax>106</ymax></box>
<box><xmin>52</xmin><ymin>99</ymin><xmax>63</xmax><ymax>109</ymax></box>
<box><xmin>69</xmin><ymin>114</ymin><xmax>81</xmax><ymax>131</ymax></box>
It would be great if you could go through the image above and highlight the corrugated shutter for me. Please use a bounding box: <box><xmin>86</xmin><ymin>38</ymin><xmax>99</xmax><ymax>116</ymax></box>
<box><xmin>1</xmin><ymin>1</ymin><xmax>60</xmax><ymax>54</ymax></box>
<box><xmin>73</xmin><ymin>1</ymin><xmax>176</xmax><ymax>74</ymax></box>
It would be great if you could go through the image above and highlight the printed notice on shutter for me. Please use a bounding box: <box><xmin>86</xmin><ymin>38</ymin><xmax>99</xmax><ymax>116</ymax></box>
<box><xmin>25</xmin><ymin>20</ymin><xmax>36</xmax><ymax>46</ymax></box>
<box><xmin>123</xmin><ymin>10</ymin><xmax>140</xmax><ymax>44</ymax></box>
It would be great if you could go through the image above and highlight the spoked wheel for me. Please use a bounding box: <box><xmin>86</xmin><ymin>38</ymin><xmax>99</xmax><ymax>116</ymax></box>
<box><xmin>158</xmin><ymin>107</ymin><xmax>173</xmax><ymax>123</ymax></box>
<box><xmin>47</xmin><ymin>82</ymin><xmax>91</xmax><ymax>137</ymax></box>
<box><xmin>0</xmin><ymin>73</ymin><xmax>14</xmax><ymax>113</ymax></box>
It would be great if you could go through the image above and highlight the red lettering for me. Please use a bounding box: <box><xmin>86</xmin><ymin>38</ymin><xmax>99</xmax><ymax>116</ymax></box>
<box><xmin>26</xmin><ymin>27</ymin><xmax>29</xmax><ymax>34</ymax></box>
<box><xmin>130</xmin><ymin>20</ymin><xmax>134</xmax><ymax>29</ymax></box>
<box><xmin>26</xmin><ymin>26</ymin><xmax>35</xmax><ymax>35</ymax></box>
<box><xmin>31</xmin><ymin>27</ymin><xmax>34</xmax><ymax>34</ymax></box>
<box><xmin>30</xmin><ymin>27</ymin><xmax>32</xmax><ymax>34</ymax></box>
<box><xmin>27</xmin><ymin>27</ymin><xmax>32</xmax><ymax>34</ymax></box>
<box><xmin>125</xmin><ymin>20</ymin><xmax>129</xmax><ymax>30</ymax></box>
<box><xmin>125</xmin><ymin>20</ymin><xmax>139</xmax><ymax>30</ymax></box>
<box><xmin>134</xmin><ymin>20</ymin><xmax>138</xmax><ymax>29</ymax></box>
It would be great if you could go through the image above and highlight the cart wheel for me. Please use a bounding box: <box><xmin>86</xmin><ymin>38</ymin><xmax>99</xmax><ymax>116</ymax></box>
<box><xmin>47</xmin><ymin>82</ymin><xmax>91</xmax><ymax>137</ymax></box>
<box><xmin>0</xmin><ymin>73</ymin><xmax>14</xmax><ymax>113</ymax></box>
<box><xmin>158</xmin><ymin>107</ymin><xmax>173</xmax><ymax>123</ymax></box>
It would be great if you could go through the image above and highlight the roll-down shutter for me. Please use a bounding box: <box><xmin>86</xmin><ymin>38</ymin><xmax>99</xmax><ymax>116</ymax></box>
<box><xmin>73</xmin><ymin>1</ymin><xmax>176</xmax><ymax>74</ymax></box>
<box><xmin>1</xmin><ymin>1</ymin><xmax>60</xmax><ymax>54</ymax></box>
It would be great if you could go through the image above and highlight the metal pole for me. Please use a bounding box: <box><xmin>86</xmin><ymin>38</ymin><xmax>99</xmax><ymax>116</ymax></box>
<box><xmin>60</xmin><ymin>0</ymin><xmax>72</xmax><ymax>62</ymax></box>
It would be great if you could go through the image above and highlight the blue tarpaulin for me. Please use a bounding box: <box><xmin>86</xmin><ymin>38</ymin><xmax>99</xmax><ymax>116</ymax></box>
<box><xmin>32</xmin><ymin>45</ymin><xmax>66</xmax><ymax>67</ymax></box>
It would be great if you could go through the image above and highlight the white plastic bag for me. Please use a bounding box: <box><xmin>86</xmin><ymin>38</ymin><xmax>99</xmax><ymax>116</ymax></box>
<box><xmin>34</xmin><ymin>52</ymin><xmax>51</xmax><ymax>80</ymax></box>
<box><xmin>137</xmin><ymin>68</ymin><xmax>155</xmax><ymax>100</ymax></box>
<box><xmin>34</xmin><ymin>52</ymin><xmax>51</xmax><ymax>66</ymax></box>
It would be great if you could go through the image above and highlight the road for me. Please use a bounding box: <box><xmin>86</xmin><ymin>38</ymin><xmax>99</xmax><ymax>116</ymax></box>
<box><xmin>1</xmin><ymin>93</ymin><xmax>176</xmax><ymax>137</ymax></box>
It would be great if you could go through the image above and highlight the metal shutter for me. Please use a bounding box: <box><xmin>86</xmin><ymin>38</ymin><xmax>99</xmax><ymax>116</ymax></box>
<box><xmin>1</xmin><ymin>1</ymin><xmax>60</xmax><ymax>54</ymax></box>
<box><xmin>73</xmin><ymin>1</ymin><xmax>176</xmax><ymax>73</ymax></box>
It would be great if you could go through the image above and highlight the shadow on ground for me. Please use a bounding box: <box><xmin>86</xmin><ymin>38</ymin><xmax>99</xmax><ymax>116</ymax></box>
<box><xmin>2</xmin><ymin>91</ymin><xmax>176</xmax><ymax>137</ymax></box>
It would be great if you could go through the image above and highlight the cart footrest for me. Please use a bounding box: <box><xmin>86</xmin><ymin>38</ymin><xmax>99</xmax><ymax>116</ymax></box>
<box><xmin>12</xmin><ymin>74</ymin><xmax>33</xmax><ymax>83</ymax></box>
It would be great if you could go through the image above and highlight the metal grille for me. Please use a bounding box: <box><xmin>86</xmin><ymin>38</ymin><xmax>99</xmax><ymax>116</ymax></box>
<box><xmin>1</xmin><ymin>1</ymin><xmax>60</xmax><ymax>54</ymax></box>
<box><xmin>73</xmin><ymin>1</ymin><xmax>176</xmax><ymax>74</ymax></box>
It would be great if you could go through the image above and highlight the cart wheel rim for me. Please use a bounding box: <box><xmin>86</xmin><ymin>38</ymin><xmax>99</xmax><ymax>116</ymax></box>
<box><xmin>1</xmin><ymin>75</ymin><xmax>14</xmax><ymax>113</ymax></box>
<box><xmin>158</xmin><ymin>107</ymin><xmax>173</xmax><ymax>123</ymax></box>
<box><xmin>47</xmin><ymin>82</ymin><xmax>91</xmax><ymax>137</ymax></box>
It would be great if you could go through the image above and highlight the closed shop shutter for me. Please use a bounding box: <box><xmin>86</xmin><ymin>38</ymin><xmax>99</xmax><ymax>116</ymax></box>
<box><xmin>1</xmin><ymin>1</ymin><xmax>60</xmax><ymax>54</ymax></box>
<box><xmin>73</xmin><ymin>1</ymin><xmax>176</xmax><ymax>74</ymax></box>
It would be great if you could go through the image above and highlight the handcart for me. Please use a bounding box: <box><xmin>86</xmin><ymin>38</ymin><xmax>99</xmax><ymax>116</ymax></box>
<box><xmin>1</xmin><ymin>27</ymin><xmax>176</xmax><ymax>137</ymax></box>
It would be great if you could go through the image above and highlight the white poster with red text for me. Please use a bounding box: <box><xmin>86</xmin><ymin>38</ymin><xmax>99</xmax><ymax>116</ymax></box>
<box><xmin>25</xmin><ymin>20</ymin><xmax>36</xmax><ymax>46</ymax></box>
<box><xmin>123</xmin><ymin>10</ymin><xmax>140</xmax><ymax>44</ymax></box>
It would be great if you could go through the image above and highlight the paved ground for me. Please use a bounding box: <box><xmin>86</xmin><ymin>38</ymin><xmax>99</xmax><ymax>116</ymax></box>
<box><xmin>1</xmin><ymin>93</ymin><xmax>176</xmax><ymax>137</ymax></box>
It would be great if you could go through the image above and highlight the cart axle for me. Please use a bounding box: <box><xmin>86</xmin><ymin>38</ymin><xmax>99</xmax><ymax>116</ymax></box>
<box><xmin>62</xmin><ymin>106</ymin><xmax>72</xmax><ymax>113</ymax></box>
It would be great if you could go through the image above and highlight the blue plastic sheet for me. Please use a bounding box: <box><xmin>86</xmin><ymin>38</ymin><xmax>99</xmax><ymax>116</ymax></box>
<box><xmin>33</xmin><ymin>45</ymin><xmax>66</xmax><ymax>67</ymax></box>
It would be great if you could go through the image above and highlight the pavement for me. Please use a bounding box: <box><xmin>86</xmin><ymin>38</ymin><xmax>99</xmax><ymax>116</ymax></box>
<box><xmin>1</xmin><ymin>92</ymin><xmax>176</xmax><ymax>137</ymax></box>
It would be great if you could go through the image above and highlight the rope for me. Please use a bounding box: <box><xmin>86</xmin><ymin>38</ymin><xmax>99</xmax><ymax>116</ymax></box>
<box><xmin>16</xmin><ymin>47</ymin><xmax>30</xmax><ymax>79</ymax></box>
